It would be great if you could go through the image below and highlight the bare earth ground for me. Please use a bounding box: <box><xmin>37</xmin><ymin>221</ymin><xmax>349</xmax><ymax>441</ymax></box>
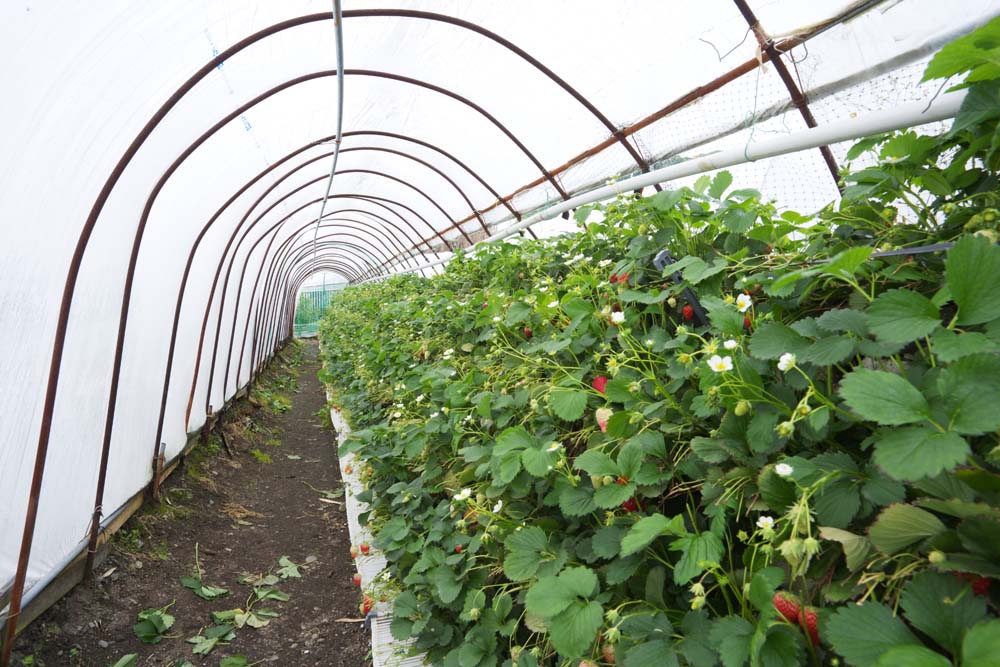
<box><xmin>13</xmin><ymin>340</ymin><xmax>370</xmax><ymax>667</ymax></box>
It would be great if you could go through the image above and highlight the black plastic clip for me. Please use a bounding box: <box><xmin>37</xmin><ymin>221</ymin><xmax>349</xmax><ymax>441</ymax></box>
<box><xmin>653</xmin><ymin>249</ymin><xmax>710</xmax><ymax>328</ymax></box>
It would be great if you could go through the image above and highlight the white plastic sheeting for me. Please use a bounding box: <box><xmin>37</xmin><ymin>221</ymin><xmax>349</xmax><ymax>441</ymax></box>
<box><xmin>330</xmin><ymin>402</ymin><xmax>423</xmax><ymax>667</ymax></box>
<box><xmin>1</xmin><ymin>0</ymin><xmax>999</xmax><ymax>622</ymax></box>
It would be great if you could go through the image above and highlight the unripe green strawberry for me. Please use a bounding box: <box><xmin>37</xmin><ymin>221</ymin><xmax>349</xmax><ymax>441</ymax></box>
<box><xmin>773</xmin><ymin>591</ymin><xmax>801</xmax><ymax>624</ymax></box>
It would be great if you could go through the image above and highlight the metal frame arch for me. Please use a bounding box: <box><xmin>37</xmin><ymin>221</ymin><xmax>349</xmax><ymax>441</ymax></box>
<box><xmin>232</xmin><ymin>223</ymin><xmax>402</xmax><ymax>390</ymax></box>
<box><xmin>205</xmin><ymin>189</ymin><xmax>449</xmax><ymax>417</ymax></box>
<box><xmin>245</xmin><ymin>245</ymin><xmax>365</xmax><ymax>385</ymax></box>
<box><xmin>245</xmin><ymin>246</ymin><xmax>368</xmax><ymax>385</ymax></box>
<box><xmin>188</xmin><ymin>191</ymin><xmax>439</xmax><ymax>430</ymax></box>
<box><xmin>337</xmin><ymin>146</ymin><xmax>489</xmax><ymax>233</ymax></box>
<box><xmin>5</xmin><ymin>8</ymin><xmax>650</xmax><ymax>657</ymax></box>
<box><xmin>340</xmin><ymin>130</ymin><xmax>521</xmax><ymax>220</ymax></box>
<box><xmin>96</xmin><ymin>54</ymin><xmax>579</xmax><ymax>545</ymax></box>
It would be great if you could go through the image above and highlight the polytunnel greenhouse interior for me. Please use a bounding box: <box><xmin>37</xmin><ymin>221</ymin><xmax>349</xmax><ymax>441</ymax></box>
<box><xmin>4</xmin><ymin>1</ymin><xmax>1000</xmax><ymax>666</ymax></box>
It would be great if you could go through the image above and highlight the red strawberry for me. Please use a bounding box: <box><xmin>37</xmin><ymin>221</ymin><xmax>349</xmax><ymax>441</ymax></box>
<box><xmin>609</xmin><ymin>273</ymin><xmax>619</xmax><ymax>284</ymax></box>
<box><xmin>360</xmin><ymin>542</ymin><xmax>370</xmax><ymax>555</ymax></box>
<box><xmin>798</xmin><ymin>606</ymin><xmax>820</xmax><ymax>646</ymax></box>
<box><xmin>601</xmin><ymin>644</ymin><xmax>616</xmax><ymax>664</ymax></box>
<box><xmin>523</xmin><ymin>327</ymin><xmax>533</xmax><ymax>339</ymax></box>
<box><xmin>616</xmin><ymin>476</ymin><xmax>629</xmax><ymax>485</ymax></box>
<box><xmin>361</xmin><ymin>595</ymin><xmax>374</xmax><ymax>615</ymax></box>
<box><xmin>682</xmin><ymin>305</ymin><xmax>695</xmax><ymax>321</ymax></box>
<box><xmin>592</xmin><ymin>375</ymin><xmax>608</xmax><ymax>394</ymax></box>
<box><xmin>957</xmin><ymin>573</ymin><xmax>993</xmax><ymax>596</ymax></box>
<box><xmin>617</xmin><ymin>272</ymin><xmax>630</xmax><ymax>285</ymax></box>
<box><xmin>455</xmin><ymin>545</ymin><xmax>463</xmax><ymax>553</ymax></box>
<box><xmin>773</xmin><ymin>592</ymin><xmax>801</xmax><ymax>624</ymax></box>
<box><xmin>621</xmin><ymin>498</ymin><xmax>641</xmax><ymax>513</ymax></box>
<box><xmin>352</xmin><ymin>573</ymin><xmax>362</xmax><ymax>587</ymax></box>
<box><xmin>350</xmin><ymin>545</ymin><xmax>359</xmax><ymax>559</ymax></box>
<box><xmin>743</xmin><ymin>316</ymin><xmax>752</xmax><ymax>330</ymax></box>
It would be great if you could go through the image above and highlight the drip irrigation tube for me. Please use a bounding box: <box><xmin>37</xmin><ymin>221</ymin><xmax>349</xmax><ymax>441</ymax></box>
<box><xmin>312</xmin><ymin>0</ymin><xmax>346</xmax><ymax>261</ymax></box>
<box><xmin>363</xmin><ymin>89</ymin><xmax>966</xmax><ymax>282</ymax></box>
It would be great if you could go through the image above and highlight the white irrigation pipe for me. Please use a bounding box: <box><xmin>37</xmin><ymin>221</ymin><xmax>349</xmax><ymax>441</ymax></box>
<box><xmin>312</xmin><ymin>0</ymin><xmax>346</xmax><ymax>262</ymax></box>
<box><xmin>359</xmin><ymin>89</ymin><xmax>966</xmax><ymax>283</ymax></box>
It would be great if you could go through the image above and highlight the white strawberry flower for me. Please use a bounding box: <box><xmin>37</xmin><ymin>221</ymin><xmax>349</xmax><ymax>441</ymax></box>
<box><xmin>723</xmin><ymin>339</ymin><xmax>739</xmax><ymax>350</ymax></box>
<box><xmin>777</xmin><ymin>353</ymin><xmax>796</xmax><ymax>372</ymax></box>
<box><xmin>736</xmin><ymin>293</ymin><xmax>752</xmax><ymax>312</ymax></box>
<box><xmin>707</xmin><ymin>355</ymin><xmax>733</xmax><ymax>373</ymax></box>
<box><xmin>756</xmin><ymin>515</ymin><xmax>775</xmax><ymax>530</ymax></box>
<box><xmin>611</xmin><ymin>311</ymin><xmax>626</xmax><ymax>324</ymax></box>
<box><xmin>492</xmin><ymin>500</ymin><xmax>503</xmax><ymax>513</ymax></box>
<box><xmin>453</xmin><ymin>488</ymin><xmax>472</xmax><ymax>501</ymax></box>
<box><xmin>775</xmin><ymin>463</ymin><xmax>794</xmax><ymax>477</ymax></box>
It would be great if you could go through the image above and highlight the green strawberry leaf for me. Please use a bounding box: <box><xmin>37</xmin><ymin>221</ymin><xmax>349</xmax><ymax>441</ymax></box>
<box><xmin>838</xmin><ymin>369</ymin><xmax>930</xmax><ymax>425</ymax></box>
<box><xmin>824</xmin><ymin>602</ymin><xmax>920</xmax><ymax>667</ymax></box>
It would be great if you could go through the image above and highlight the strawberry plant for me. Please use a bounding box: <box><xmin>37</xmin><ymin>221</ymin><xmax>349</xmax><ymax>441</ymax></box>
<box><xmin>319</xmin><ymin>20</ymin><xmax>1000</xmax><ymax>667</ymax></box>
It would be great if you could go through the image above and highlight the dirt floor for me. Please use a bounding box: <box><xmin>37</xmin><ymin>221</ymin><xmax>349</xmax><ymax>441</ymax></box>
<box><xmin>12</xmin><ymin>340</ymin><xmax>370</xmax><ymax>667</ymax></box>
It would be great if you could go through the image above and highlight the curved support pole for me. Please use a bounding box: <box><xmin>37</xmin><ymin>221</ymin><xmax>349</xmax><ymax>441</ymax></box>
<box><xmin>235</xmin><ymin>224</ymin><xmax>392</xmax><ymax>389</ymax></box>
<box><xmin>11</xmin><ymin>12</ymin><xmax>620</xmax><ymax>651</ymax></box>
<box><xmin>209</xmin><ymin>189</ymin><xmax>448</xmax><ymax>414</ymax></box>
<box><xmin>238</xmin><ymin>238</ymin><xmax>368</xmax><ymax>388</ymax></box>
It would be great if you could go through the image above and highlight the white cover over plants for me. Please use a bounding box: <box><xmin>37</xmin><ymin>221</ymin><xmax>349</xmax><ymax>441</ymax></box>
<box><xmin>1</xmin><ymin>0</ymin><xmax>998</xmax><ymax>621</ymax></box>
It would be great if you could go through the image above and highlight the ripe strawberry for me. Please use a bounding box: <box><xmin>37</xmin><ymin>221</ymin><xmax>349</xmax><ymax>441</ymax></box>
<box><xmin>743</xmin><ymin>316</ymin><xmax>752</xmax><ymax>330</ymax></box>
<box><xmin>350</xmin><ymin>545</ymin><xmax>359</xmax><ymax>559</ymax></box>
<box><xmin>360</xmin><ymin>542</ymin><xmax>370</xmax><ymax>556</ymax></box>
<box><xmin>772</xmin><ymin>592</ymin><xmax>801</xmax><ymax>624</ymax></box>
<box><xmin>798</xmin><ymin>606</ymin><xmax>820</xmax><ymax>646</ymax></box>
<box><xmin>455</xmin><ymin>545</ymin><xmax>463</xmax><ymax>553</ymax></box>
<box><xmin>621</xmin><ymin>498</ymin><xmax>641</xmax><ymax>513</ymax></box>
<box><xmin>682</xmin><ymin>305</ymin><xmax>695</xmax><ymax>321</ymax></box>
<box><xmin>956</xmin><ymin>573</ymin><xmax>993</xmax><ymax>596</ymax></box>
<box><xmin>609</xmin><ymin>273</ymin><xmax>619</xmax><ymax>284</ymax></box>
<box><xmin>601</xmin><ymin>644</ymin><xmax>616</xmax><ymax>664</ymax></box>
<box><xmin>361</xmin><ymin>595</ymin><xmax>374</xmax><ymax>615</ymax></box>
<box><xmin>592</xmin><ymin>375</ymin><xmax>608</xmax><ymax>394</ymax></box>
<box><xmin>352</xmin><ymin>573</ymin><xmax>362</xmax><ymax>587</ymax></box>
<box><xmin>523</xmin><ymin>327</ymin><xmax>532</xmax><ymax>339</ymax></box>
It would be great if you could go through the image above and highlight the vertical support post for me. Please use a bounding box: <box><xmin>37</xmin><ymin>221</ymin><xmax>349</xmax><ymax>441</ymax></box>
<box><xmin>732</xmin><ymin>0</ymin><xmax>842</xmax><ymax>191</ymax></box>
<box><xmin>151</xmin><ymin>442</ymin><xmax>166</xmax><ymax>501</ymax></box>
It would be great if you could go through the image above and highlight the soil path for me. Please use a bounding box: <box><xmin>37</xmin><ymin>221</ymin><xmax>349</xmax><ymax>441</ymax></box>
<box><xmin>14</xmin><ymin>340</ymin><xmax>369</xmax><ymax>667</ymax></box>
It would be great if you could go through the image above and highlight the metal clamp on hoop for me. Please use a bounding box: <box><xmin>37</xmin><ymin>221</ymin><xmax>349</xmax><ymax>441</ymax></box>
<box><xmin>653</xmin><ymin>248</ymin><xmax>710</xmax><ymax>328</ymax></box>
